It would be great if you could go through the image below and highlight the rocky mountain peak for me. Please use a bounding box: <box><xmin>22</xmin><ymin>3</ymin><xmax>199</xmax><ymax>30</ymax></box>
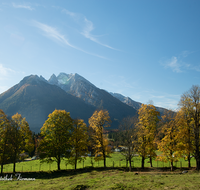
<box><xmin>48</xmin><ymin>74</ymin><xmax>58</xmax><ymax>85</ymax></box>
<box><xmin>19</xmin><ymin>75</ymin><xmax>48</xmax><ymax>86</ymax></box>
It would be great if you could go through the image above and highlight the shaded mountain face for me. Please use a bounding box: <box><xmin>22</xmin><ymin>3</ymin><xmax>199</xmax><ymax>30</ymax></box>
<box><xmin>49</xmin><ymin>73</ymin><xmax>98</xmax><ymax>106</ymax></box>
<box><xmin>48</xmin><ymin>73</ymin><xmax>137</xmax><ymax>127</ymax></box>
<box><xmin>0</xmin><ymin>73</ymin><xmax>167</xmax><ymax>133</ymax></box>
<box><xmin>0</xmin><ymin>75</ymin><xmax>95</xmax><ymax>133</ymax></box>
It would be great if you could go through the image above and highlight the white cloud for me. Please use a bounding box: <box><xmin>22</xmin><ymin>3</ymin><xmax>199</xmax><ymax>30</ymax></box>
<box><xmin>0</xmin><ymin>64</ymin><xmax>15</xmax><ymax>75</ymax></box>
<box><xmin>12</xmin><ymin>3</ymin><xmax>34</xmax><ymax>11</ymax></box>
<box><xmin>62</xmin><ymin>9</ymin><xmax>78</xmax><ymax>19</ymax></box>
<box><xmin>165</xmin><ymin>56</ymin><xmax>182</xmax><ymax>73</ymax></box>
<box><xmin>62</xmin><ymin>9</ymin><xmax>118</xmax><ymax>51</ymax></box>
<box><xmin>0</xmin><ymin>64</ymin><xmax>15</xmax><ymax>80</ymax></box>
<box><xmin>32</xmin><ymin>20</ymin><xmax>107</xmax><ymax>59</ymax></box>
<box><xmin>161</xmin><ymin>51</ymin><xmax>200</xmax><ymax>73</ymax></box>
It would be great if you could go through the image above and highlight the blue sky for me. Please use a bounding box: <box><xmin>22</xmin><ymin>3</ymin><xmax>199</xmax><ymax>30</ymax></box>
<box><xmin>0</xmin><ymin>0</ymin><xmax>200</xmax><ymax>110</ymax></box>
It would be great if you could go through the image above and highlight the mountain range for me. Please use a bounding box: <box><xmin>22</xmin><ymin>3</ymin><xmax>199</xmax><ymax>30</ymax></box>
<box><xmin>0</xmin><ymin>73</ymin><xmax>166</xmax><ymax>133</ymax></box>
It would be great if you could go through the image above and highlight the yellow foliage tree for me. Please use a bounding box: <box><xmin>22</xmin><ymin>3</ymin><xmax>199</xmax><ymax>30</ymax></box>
<box><xmin>10</xmin><ymin>113</ymin><xmax>34</xmax><ymax>173</ymax></box>
<box><xmin>175</xmin><ymin>108</ymin><xmax>194</xmax><ymax>168</ymax></box>
<box><xmin>157</xmin><ymin>110</ymin><xmax>179</xmax><ymax>171</ymax></box>
<box><xmin>88</xmin><ymin>110</ymin><xmax>111</xmax><ymax>168</ymax></box>
<box><xmin>68</xmin><ymin>119</ymin><xmax>89</xmax><ymax>170</ymax></box>
<box><xmin>38</xmin><ymin>109</ymin><xmax>73</xmax><ymax>170</ymax></box>
<box><xmin>179</xmin><ymin>86</ymin><xmax>200</xmax><ymax>170</ymax></box>
<box><xmin>0</xmin><ymin>110</ymin><xmax>11</xmax><ymax>174</ymax></box>
<box><xmin>136</xmin><ymin>104</ymin><xmax>160</xmax><ymax>169</ymax></box>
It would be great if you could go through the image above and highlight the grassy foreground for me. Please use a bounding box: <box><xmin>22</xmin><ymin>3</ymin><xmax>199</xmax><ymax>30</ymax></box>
<box><xmin>0</xmin><ymin>168</ymin><xmax>200</xmax><ymax>190</ymax></box>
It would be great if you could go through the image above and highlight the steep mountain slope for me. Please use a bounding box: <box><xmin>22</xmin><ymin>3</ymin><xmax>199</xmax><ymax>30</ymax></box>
<box><xmin>110</xmin><ymin>92</ymin><xmax>167</xmax><ymax>115</ymax></box>
<box><xmin>110</xmin><ymin>92</ymin><xmax>142</xmax><ymax>110</ymax></box>
<box><xmin>0</xmin><ymin>75</ymin><xmax>95</xmax><ymax>133</ymax></box>
<box><xmin>49</xmin><ymin>73</ymin><xmax>101</xmax><ymax>106</ymax></box>
<box><xmin>48</xmin><ymin>73</ymin><xmax>137</xmax><ymax>126</ymax></box>
<box><xmin>0</xmin><ymin>73</ymin><xmax>167</xmax><ymax>133</ymax></box>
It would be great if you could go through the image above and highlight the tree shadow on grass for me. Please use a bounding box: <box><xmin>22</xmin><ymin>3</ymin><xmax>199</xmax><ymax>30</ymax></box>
<box><xmin>0</xmin><ymin>166</ymin><xmax>195</xmax><ymax>179</ymax></box>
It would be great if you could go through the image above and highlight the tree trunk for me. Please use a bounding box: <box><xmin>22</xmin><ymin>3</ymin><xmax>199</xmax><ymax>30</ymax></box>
<box><xmin>141</xmin><ymin>156</ymin><xmax>145</xmax><ymax>169</ymax></box>
<box><xmin>1</xmin><ymin>163</ymin><xmax>3</xmax><ymax>174</ymax></box>
<box><xmin>75</xmin><ymin>151</ymin><xmax>77</xmax><ymax>170</ymax></box>
<box><xmin>103</xmin><ymin>149</ymin><xmax>106</xmax><ymax>168</ymax></box>
<box><xmin>13</xmin><ymin>152</ymin><xmax>17</xmax><ymax>173</ymax></box>
<box><xmin>13</xmin><ymin>162</ymin><xmax>16</xmax><ymax>173</ymax></box>
<box><xmin>188</xmin><ymin>153</ymin><xmax>191</xmax><ymax>168</ymax></box>
<box><xmin>195</xmin><ymin>139</ymin><xmax>200</xmax><ymax>170</ymax></box>
<box><xmin>129</xmin><ymin>156</ymin><xmax>132</xmax><ymax>171</ymax></box>
<box><xmin>103</xmin><ymin>155</ymin><xmax>106</xmax><ymax>168</ymax></box>
<box><xmin>57</xmin><ymin>157</ymin><xmax>61</xmax><ymax>171</ymax></box>
<box><xmin>128</xmin><ymin>147</ymin><xmax>131</xmax><ymax>171</ymax></box>
<box><xmin>196</xmin><ymin>159</ymin><xmax>200</xmax><ymax>171</ymax></box>
<box><xmin>170</xmin><ymin>161</ymin><xmax>173</xmax><ymax>171</ymax></box>
<box><xmin>150</xmin><ymin>156</ymin><xmax>153</xmax><ymax>167</ymax></box>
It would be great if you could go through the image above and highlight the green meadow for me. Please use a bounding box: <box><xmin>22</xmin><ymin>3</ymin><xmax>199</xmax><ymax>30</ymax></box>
<box><xmin>0</xmin><ymin>168</ymin><xmax>200</xmax><ymax>190</ymax></box>
<box><xmin>0</xmin><ymin>153</ymin><xmax>198</xmax><ymax>189</ymax></box>
<box><xmin>0</xmin><ymin>152</ymin><xmax>197</xmax><ymax>173</ymax></box>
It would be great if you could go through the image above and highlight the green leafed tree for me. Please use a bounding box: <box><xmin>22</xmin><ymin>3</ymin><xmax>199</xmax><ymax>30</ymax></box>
<box><xmin>38</xmin><ymin>109</ymin><xmax>73</xmax><ymax>170</ymax></box>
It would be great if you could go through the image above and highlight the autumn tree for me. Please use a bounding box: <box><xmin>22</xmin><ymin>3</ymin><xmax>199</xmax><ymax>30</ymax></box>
<box><xmin>67</xmin><ymin>119</ymin><xmax>89</xmax><ymax>170</ymax></box>
<box><xmin>175</xmin><ymin>108</ymin><xmax>194</xmax><ymax>168</ymax></box>
<box><xmin>89</xmin><ymin>110</ymin><xmax>111</xmax><ymax>168</ymax></box>
<box><xmin>10</xmin><ymin>113</ymin><xmax>34</xmax><ymax>173</ymax></box>
<box><xmin>179</xmin><ymin>85</ymin><xmax>200</xmax><ymax>170</ymax></box>
<box><xmin>118</xmin><ymin>116</ymin><xmax>136</xmax><ymax>171</ymax></box>
<box><xmin>157</xmin><ymin>110</ymin><xmax>179</xmax><ymax>171</ymax></box>
<box><xmin>136</xmin><ymin>104</ymin><xmax>160</xmax><ymax>169</ymax></box>
<box><xmin>0</xmin><ymin>110</ymin><xmax>11</xmax><ymax>174</ymax></box>
<box><xmin>38</xmin><ymin>109</ymin><xmax>73</xmax><ymax>170</ymax></box>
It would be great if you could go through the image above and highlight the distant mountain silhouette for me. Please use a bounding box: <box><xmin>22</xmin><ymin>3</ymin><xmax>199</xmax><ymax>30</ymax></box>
<box><xmin>0</xmin><ymin>74</ymin><xmax>137</xmax><ymax>133</ymax></box>
<box><xmin>0</xmin><ymin>75</ymin><xmax>95</xmax><ymax>133</ymax></box>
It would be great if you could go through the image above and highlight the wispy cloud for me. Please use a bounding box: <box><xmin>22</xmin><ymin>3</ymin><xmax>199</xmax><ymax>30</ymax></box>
<box><xmin>12</xmin><ymin>3</ymin><xmax>34</xmax><ymax>11</ymax></box>
<box><xmin>62</xmin><ymin>9</ymin><xmax>119</xmax><ymax>51</ymax></box>
<box><xmin>32</xmin><ymin>20</ymin><xmax>108</xmax><ymax>59</ymax></box>
<box><xmin>62</xmin><ymin>9</ymin><xmax>78</xmax><ymax>19</ymax></box>
<box><xmin>161</xmin><ymin>51</ymin><xmax>193</xmax><ymax>73</ymax></box>
<box><xmin>165</xmin><ymin>56</ymin><xmax>182</xmax><ymax>73</ymax></box>
<box><xmin>81</xmin><ymin>18</ymin><xmax>119</xmax><ymax>50</ymax></box>
<box><xmin>0</xmin><ymin>64</ymin><xmax>15</xmax><ymax>80</ymax></box>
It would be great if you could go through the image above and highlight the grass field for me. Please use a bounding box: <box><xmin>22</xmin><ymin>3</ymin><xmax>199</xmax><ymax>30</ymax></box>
<box><xmin>0</xmin><ymin>152</ymin><xmax>197</xmax><ymax>173</ymax></box>
<box><xmin>0</xmin><ymin>153</ymin><xmax>199</xmax><ymax>189</ymax></box>
<box><xmin>0</xmin><ymin>168</ymin><xmax>200</xmax><ymax>189</ymax></box>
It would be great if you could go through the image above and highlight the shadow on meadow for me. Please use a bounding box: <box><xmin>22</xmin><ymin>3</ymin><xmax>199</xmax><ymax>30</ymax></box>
<box><xmin>1</xmin><ymin>166</ymin><xmax>197</xmax><ymax>180</ymax></box>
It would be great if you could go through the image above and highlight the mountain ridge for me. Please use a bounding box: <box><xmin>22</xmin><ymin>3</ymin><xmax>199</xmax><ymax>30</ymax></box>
<box><xmin>0</xmin><ymin>73</ymin><xmax>167</xmax><ymax>133</ymax></box>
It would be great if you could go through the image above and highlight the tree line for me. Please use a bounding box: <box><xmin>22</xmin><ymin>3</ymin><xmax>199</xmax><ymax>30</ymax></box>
<box><xmin>0</xmin><ymin>108</ymin><xmax>111</xmax><ymax>173</ymax></box>
<box><xmin>112</xmin><ymin>85</ymin><xmax>200</xmax><ymax>171</ymax></box>
<box><xmin>0</xmin><ymin>85</ymin><xmax>200</xmax><ymax>173</ymax></box>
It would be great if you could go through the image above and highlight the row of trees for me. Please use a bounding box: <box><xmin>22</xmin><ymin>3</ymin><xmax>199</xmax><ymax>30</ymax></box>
<box><xmin>38</xmin><ymin>109</ymin><xmax>111</xmax><ymax>171</ymax></box>
<box><xmin>0</xmin><ymin>85</ymin><xmax>199</xmax><ymax>172</ymax></box>
<box><xmin>116</xmin><ymin>85</ymin><xmax>200</xmax><ymax>171</ymax></box>
<box><xmin>0</xmin><ymin>108</ymin><xmax>111</xmax><ymax>173</ymax></box>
